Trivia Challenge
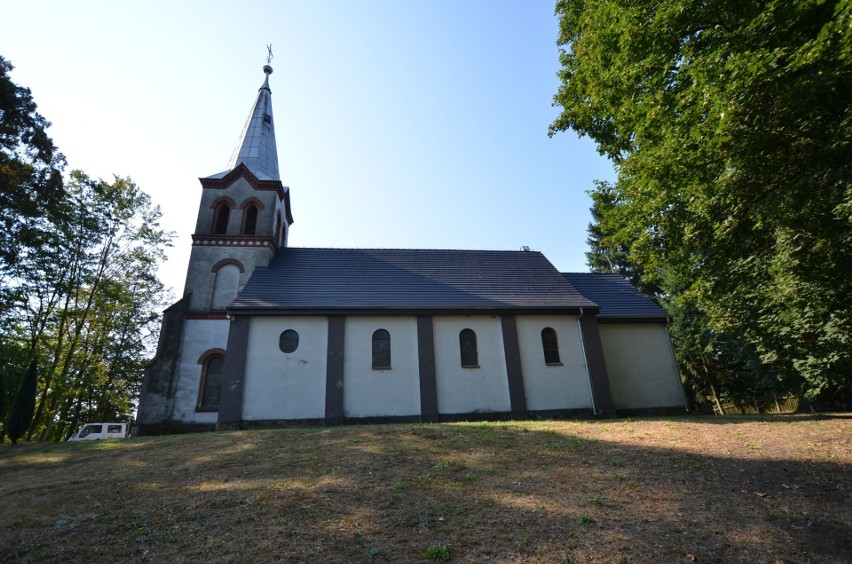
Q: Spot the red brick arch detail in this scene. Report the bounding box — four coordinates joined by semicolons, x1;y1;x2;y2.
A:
210;196;237;209
197;348;226;365
210;258;246;274
239;197;266;211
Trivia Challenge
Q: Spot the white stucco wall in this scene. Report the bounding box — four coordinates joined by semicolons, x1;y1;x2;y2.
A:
515;315;593;411
242;316;329;421
433;316;510;414
342;316;421;418
171;318;230;423
598;323;685;410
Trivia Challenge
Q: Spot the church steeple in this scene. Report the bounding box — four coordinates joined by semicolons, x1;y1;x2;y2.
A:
223;63;280;181
183;52;293;314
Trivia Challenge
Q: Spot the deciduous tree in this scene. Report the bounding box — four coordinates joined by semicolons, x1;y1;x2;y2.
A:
0;57;173;441
553;1;851;403
5;172;173;441
0;56;65;268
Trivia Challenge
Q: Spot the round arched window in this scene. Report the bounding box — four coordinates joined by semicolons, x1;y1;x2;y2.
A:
279;329;299;353
459;328;478;368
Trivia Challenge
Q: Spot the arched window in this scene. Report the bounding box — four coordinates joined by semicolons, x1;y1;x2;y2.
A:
242;204;258;235
541;327;561;365
372;329;391;369
210;264;241;310
198;355;224;410
213;203;231;235
459;329;478;368
279;329;299;353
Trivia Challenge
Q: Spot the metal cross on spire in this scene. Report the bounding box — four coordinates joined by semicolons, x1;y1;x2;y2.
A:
263;44;274;77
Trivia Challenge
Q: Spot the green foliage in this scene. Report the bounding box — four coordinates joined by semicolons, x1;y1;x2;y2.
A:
585;181;656;293
554;0;851;404
0;56;65;268
0;337;28;439
0;65;174;441
0;370;5;424
424;544;451;561
7;360;37;444
3;172;173;440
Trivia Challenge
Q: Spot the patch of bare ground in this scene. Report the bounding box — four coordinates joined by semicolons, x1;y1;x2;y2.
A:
0;415;849;563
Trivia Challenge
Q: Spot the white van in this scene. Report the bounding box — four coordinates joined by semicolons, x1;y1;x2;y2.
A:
68;423;128;441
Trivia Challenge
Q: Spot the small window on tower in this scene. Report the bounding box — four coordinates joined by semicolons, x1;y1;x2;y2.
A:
243;204;258;235
213;203;230;235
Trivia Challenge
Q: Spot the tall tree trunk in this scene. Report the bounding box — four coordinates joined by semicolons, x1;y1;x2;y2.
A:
27;288;75;440
702;358;725;415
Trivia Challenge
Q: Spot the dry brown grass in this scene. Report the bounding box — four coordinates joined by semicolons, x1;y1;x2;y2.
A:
1;415;849;563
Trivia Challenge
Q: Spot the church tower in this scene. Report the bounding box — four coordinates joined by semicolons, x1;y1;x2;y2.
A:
137;63;292;434
185;62;293;312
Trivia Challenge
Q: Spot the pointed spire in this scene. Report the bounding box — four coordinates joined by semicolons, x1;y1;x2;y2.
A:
225;63;280;181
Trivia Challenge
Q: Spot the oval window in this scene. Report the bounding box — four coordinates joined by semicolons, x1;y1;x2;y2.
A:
279;329;299;353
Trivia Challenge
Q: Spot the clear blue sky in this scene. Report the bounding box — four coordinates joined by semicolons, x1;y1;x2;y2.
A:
1;0;616;297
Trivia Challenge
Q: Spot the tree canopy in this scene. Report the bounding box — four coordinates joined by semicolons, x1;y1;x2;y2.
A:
552;1;851;406
0;57;173;441
0;56;65;267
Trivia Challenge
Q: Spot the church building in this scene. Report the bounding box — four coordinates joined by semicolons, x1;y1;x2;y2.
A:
137;64;686;435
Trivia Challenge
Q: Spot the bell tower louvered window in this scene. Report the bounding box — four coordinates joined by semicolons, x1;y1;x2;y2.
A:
243;204;258;235
213;203;230;235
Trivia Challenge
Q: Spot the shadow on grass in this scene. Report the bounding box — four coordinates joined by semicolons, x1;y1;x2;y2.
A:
0;419;849;562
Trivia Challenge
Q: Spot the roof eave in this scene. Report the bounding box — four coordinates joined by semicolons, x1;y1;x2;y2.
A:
596;315;670;324
226;305;602;317
199;163;289;201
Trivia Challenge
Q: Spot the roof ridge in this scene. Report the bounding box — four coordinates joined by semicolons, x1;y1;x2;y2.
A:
282;246;544;253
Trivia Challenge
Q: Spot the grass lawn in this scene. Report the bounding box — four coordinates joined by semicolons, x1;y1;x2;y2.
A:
1;415;849;562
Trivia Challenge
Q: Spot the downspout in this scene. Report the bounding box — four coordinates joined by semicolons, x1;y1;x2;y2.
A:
577;307;598;416
665;317;690;412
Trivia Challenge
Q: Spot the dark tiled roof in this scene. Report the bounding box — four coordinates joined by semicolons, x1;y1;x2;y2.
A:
562;273;669;319
231;248;597;313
